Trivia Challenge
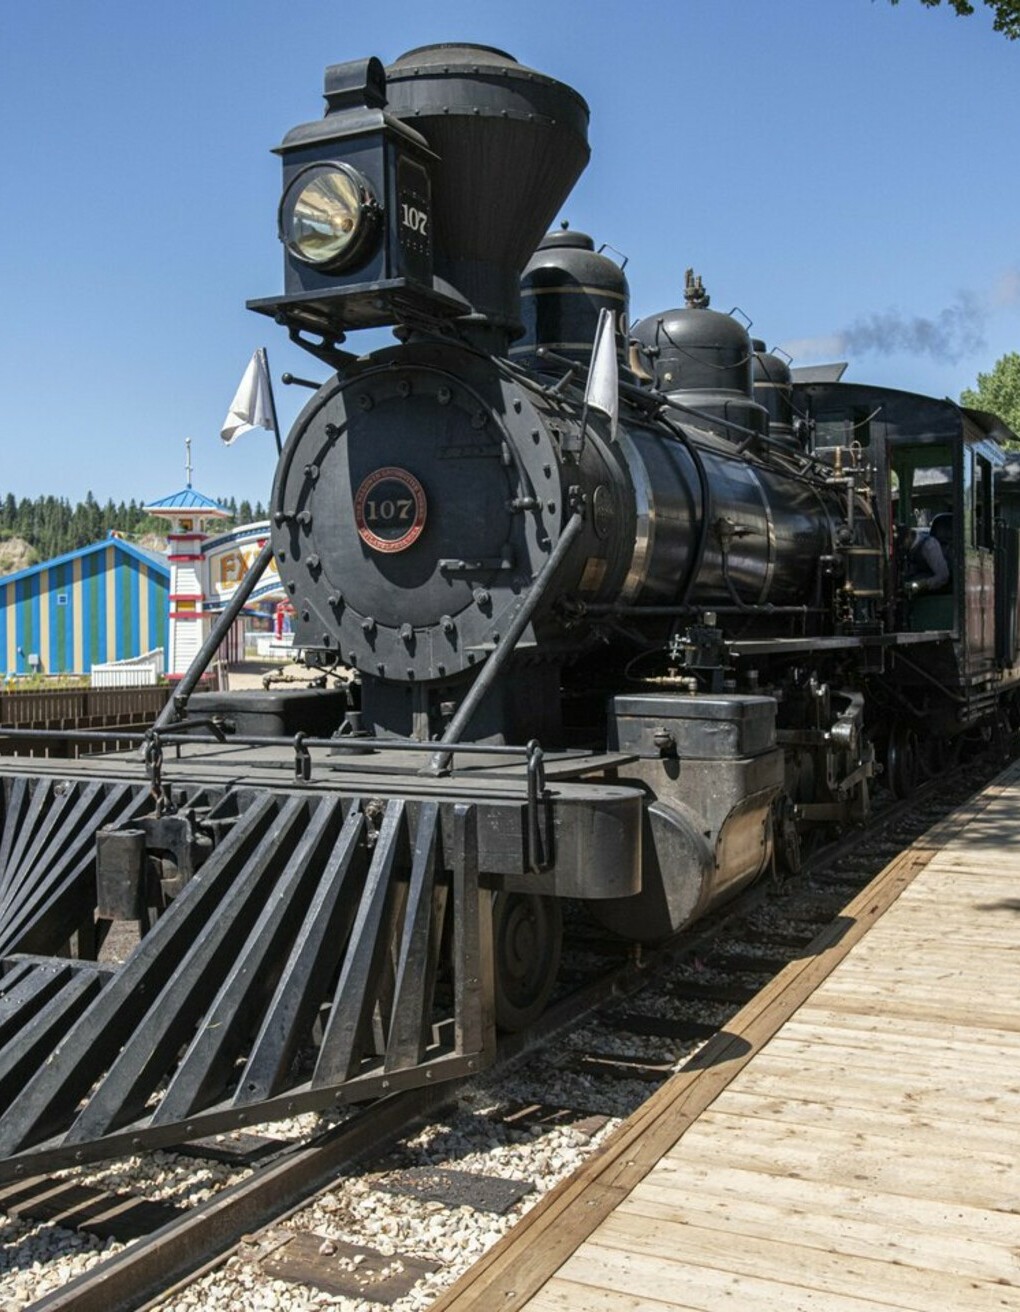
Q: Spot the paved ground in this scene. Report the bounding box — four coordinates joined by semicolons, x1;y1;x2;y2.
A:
221;659;320;691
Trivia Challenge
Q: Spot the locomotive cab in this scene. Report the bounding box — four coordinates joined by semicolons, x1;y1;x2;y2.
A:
796;380;1020;755
890;407;1003;675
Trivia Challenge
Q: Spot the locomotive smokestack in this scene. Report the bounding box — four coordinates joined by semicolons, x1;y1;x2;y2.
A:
383;44;590;344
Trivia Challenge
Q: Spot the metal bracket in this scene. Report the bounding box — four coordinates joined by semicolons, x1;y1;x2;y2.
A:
294;733;312;782
525;740;550;873
143;732;165;811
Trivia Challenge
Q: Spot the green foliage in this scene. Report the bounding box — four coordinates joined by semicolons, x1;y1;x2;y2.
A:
960;352;1020;442
887;0;1020;38
0;493;269;568
0;492;167;562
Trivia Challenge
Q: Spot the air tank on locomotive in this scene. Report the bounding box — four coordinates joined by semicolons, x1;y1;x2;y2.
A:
513;224;630;372
751;338;804;454
630;273;768;439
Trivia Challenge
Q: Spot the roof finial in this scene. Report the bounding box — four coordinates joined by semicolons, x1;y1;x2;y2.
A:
185;437;193;488
683;268;710;309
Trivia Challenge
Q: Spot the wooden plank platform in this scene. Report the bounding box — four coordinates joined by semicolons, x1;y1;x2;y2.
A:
435;764;1020;1311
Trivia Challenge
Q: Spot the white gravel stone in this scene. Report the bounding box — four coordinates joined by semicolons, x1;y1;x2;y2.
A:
4;922;749;1312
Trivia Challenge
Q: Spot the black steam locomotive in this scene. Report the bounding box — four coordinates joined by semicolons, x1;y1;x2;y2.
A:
0;43;1017;1174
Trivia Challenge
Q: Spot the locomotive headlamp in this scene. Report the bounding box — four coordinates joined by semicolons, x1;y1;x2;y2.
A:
281;163;379;270
250;55;468;337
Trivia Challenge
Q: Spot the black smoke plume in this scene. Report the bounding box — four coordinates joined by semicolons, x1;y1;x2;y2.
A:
837;291;985;364
781;269;1020;366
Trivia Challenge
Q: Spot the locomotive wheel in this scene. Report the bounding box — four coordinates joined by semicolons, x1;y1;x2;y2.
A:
492;892;562;1032
886;721;920;799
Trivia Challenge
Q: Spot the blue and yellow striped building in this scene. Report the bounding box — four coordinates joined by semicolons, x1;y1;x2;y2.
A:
0;536;169;676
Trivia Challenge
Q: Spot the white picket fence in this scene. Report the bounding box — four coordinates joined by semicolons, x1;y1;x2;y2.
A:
91;648;166;688
252;632;297;660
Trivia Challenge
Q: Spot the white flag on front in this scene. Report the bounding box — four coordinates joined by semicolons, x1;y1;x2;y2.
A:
584;308;619;441
221;350;274;444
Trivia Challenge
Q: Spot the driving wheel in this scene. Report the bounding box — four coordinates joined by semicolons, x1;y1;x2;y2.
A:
492;892;562;1032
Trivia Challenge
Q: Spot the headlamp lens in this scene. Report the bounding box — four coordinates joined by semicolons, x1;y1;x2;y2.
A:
283;166;374;268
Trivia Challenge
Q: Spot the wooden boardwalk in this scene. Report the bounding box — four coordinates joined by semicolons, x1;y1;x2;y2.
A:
436;765;1020;1312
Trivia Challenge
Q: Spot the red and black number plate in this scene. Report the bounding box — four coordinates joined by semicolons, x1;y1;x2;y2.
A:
354;467;427;554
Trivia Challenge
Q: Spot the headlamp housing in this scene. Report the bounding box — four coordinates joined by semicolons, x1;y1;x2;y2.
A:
248;55;470;348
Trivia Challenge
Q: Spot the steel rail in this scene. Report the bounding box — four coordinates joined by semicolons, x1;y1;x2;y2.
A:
29;1084;457;1312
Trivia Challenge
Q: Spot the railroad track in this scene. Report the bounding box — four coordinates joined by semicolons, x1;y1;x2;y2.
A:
6;758;1001;1312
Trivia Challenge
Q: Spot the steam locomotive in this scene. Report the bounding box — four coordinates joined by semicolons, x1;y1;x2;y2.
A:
0;42;1017;1175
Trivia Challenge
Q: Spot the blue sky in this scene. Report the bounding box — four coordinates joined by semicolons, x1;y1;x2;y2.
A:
2;0;1017;507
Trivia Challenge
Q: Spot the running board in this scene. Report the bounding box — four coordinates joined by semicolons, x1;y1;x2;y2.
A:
0;779;494;1179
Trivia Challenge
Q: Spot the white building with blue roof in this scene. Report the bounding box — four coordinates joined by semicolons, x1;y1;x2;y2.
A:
143;484;230;678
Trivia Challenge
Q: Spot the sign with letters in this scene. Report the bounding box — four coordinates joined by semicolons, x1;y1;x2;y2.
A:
204;529;282;602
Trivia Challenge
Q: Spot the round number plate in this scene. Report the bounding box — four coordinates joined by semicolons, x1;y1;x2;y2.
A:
354;466;427;553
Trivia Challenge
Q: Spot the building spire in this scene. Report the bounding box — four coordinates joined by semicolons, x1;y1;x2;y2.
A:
185;437;193;488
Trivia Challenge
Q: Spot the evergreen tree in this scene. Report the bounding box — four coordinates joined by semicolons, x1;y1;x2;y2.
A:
0;490;179;566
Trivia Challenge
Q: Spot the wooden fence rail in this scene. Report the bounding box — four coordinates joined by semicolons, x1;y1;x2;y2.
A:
0;686;174;758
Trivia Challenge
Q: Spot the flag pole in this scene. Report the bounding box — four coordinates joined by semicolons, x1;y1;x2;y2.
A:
260;347;283;456
570;396;591;457
571;308;619;457
221;349;284;451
